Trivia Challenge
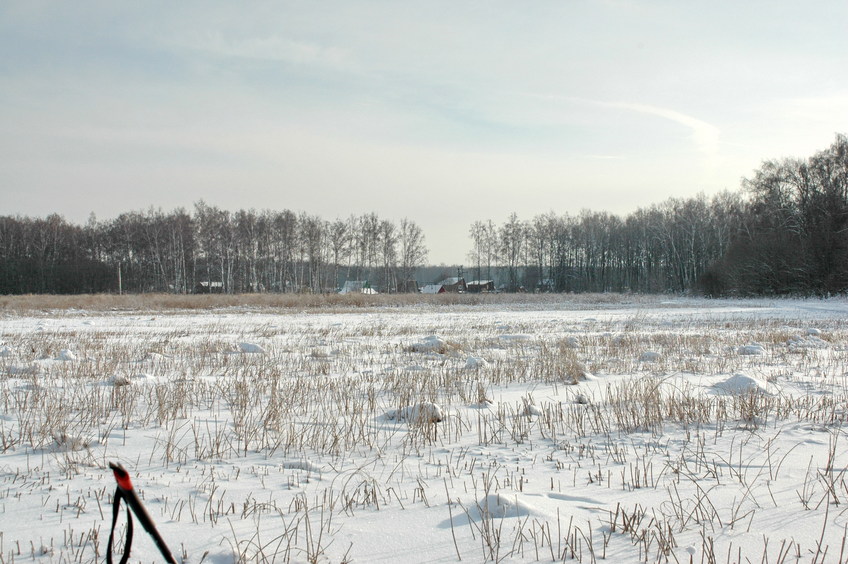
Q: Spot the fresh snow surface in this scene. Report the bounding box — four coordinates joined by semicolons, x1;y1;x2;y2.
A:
1;296;848;563
237;342;266;354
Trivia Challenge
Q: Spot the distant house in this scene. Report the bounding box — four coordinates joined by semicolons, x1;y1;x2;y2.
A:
421;284;446;294
339;280;378;294
467;280;495;293
195;281;224;294
437;277;467;293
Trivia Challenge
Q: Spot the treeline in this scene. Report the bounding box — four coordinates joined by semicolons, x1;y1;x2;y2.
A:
0;204;428;294
467;134;848;296
2;135;846;296
467;193;742;293
706;134;848;295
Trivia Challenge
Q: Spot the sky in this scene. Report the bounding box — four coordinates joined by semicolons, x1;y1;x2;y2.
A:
1;1;847;264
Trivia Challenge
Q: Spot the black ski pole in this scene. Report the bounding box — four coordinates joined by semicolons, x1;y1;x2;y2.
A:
107;462;177;564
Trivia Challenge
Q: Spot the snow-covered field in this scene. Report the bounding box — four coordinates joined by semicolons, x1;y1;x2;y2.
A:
2;295;848;563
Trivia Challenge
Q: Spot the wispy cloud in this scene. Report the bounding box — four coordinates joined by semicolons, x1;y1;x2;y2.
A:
180;32;350;69
601;102;720;158
519;93;721;159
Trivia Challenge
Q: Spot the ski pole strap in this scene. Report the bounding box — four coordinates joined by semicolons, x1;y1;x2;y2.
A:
107;463;177;564
107;487;134;564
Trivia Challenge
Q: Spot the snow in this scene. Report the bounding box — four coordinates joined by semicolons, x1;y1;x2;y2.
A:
713;373;774;395
237;342;265;354
465;355;487;369
561;336;579;348
56;348;77;361
788;334;829;349
737;343;766;355
109;374;132;386
2;295;848;563
521;395;543;417
638;350;661;362
385;402;446;423
409;335;452;353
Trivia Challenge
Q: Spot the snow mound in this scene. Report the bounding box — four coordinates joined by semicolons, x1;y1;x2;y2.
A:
737;343;765;356
465;356;487;369
467;493;542;520
561;336;579;348
56;349;77;361
787;335;828;349
109;374;132;387
611;334;631;346
714;373;773;395
0;346;13;357
639;351;661;362
386;402;444;423
409;336;452;354
238;342;265;354
522;396;543;417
